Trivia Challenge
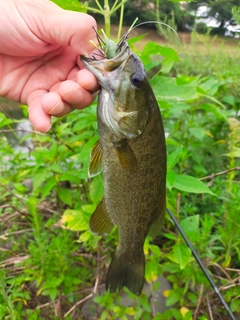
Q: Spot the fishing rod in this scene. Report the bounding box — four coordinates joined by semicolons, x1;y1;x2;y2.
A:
167;208;236;320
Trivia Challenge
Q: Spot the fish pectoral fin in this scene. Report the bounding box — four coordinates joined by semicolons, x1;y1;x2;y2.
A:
89;198;114;235
113;139;138;171
88;140;103;178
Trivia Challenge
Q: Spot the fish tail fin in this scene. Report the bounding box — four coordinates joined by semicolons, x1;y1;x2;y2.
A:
106;250;145;296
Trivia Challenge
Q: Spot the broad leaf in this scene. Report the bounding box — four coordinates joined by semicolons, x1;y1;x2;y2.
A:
180;215;200;242
61;209;88;231
167;147;183;170
151;77;198;101
173;243;192;269
173;174;214;194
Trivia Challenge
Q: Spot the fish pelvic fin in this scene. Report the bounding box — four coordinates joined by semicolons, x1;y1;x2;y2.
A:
88;140;103;178
106;249;145;296
89;198;114;235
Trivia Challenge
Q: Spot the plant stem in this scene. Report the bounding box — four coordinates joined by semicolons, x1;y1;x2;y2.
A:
94;0;103;11
110;0;119;13
117;3;125;42
104;0;111;37
111;0;128;14
85;6;102;14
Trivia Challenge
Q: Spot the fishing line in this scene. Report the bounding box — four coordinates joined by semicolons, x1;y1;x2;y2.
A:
167;208;236;320
118;20;180;48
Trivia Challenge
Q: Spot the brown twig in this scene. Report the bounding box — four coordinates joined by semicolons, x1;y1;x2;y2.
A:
63;243;103;318
225;267;240;273
37;285;105;310
0;255;29;268
193;284;204;320
206;294;214;320
200;167;240;181
149;281;156;318
64;293;93;318
93;241;101;294
0;228;33;239
210;262;232;281
219;283;240;291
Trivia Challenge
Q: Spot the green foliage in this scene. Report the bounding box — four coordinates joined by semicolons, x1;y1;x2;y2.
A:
232;6;240;25
195;22;208;34
1;1;240;319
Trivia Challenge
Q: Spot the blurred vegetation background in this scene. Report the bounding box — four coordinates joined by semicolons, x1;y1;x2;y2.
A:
0;0;240;319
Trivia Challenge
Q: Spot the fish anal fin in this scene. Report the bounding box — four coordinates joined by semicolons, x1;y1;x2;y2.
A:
113;139;138;171
89;198;114;235
148;204;166;238
88;140;103;178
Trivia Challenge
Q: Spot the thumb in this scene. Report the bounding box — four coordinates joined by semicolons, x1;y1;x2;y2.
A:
38;2;98;55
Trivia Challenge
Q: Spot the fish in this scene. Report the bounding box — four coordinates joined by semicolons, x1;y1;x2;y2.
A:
81;31;166;296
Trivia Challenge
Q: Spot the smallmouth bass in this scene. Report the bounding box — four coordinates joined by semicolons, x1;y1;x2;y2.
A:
81;31;166;295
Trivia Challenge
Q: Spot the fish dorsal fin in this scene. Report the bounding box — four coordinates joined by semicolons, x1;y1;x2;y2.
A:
113;139;138;171
89;198;115;235
88;140;103;178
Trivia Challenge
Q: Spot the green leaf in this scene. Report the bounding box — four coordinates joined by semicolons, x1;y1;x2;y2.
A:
151;77;198;102
188;127;205;141
58;188;72;206
50;163;63;173
222;94;236;106
167;147;183;169
166;290;180;306
167;171;176;191
59;172;80;184
163;233;177;240
128;33;147;46
230;298;240;312
198;103;228;121
41;180;56;199
173;174;214;194
173;243;192;269
50;0;84;11
89;175;104;204
145;259;159;283
61;209;88;231
180;215;200;242
33;168;51;190
198;78;220;96
224;148;240;158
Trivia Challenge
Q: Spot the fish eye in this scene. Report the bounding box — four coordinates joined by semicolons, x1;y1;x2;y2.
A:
130;73;144;88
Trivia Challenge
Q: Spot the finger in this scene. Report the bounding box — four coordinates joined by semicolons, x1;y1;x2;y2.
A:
27;90;52;132
40;7;98;55
67;67;99;93
67;67;81;81
56;81;97;110
58;80;84;104
41;91;72;117
76;69;100;93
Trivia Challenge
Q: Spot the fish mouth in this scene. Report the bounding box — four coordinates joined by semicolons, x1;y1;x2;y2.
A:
80;41;131;83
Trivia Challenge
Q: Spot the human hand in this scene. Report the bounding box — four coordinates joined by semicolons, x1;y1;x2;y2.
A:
0;0;99;132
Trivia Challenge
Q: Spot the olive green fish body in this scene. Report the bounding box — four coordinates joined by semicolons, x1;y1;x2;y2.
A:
81;40;166;295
